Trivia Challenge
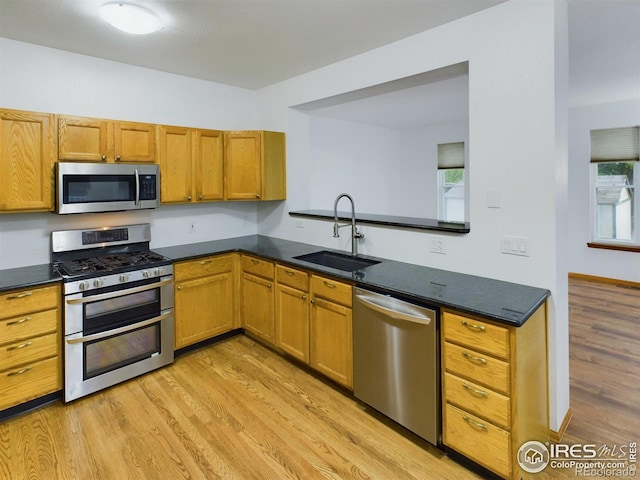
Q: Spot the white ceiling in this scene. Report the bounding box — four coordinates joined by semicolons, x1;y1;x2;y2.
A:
0;0;638;129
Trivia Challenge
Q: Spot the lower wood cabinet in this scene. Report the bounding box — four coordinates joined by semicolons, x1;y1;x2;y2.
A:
309;275;353;389
441;306;549;480
174;255;235;349
240;256;276;344
275;265;310;363
0;284;61;410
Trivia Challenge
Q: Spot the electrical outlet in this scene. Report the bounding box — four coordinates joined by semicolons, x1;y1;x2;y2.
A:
430;236;446;254
500;235;529;256
188;220;196;233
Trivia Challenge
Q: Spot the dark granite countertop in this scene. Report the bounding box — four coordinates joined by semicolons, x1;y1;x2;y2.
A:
155;235;549;326
0;264;62;293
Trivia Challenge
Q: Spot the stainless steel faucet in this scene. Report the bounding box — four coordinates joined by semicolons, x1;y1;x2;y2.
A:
333;193;364;256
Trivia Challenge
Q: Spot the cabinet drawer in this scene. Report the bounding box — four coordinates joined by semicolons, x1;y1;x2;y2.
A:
276;265;309;292
444;342;510;395
443;311;509;359
444;403;510;479
311;275;352;307
242;255;275;279
0;332;58;371
444;372;510;430
2;309;58;344
0;356;61;411
0;285;60;320
175;254;233;281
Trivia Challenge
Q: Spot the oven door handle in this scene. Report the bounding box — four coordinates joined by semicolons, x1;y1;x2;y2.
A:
66;278;173;305
66;312;173;345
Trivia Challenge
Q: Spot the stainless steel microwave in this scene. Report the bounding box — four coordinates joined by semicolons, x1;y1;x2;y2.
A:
56;162;160;214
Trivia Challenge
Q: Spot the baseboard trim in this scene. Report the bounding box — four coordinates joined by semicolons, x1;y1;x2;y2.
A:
550;408;573;443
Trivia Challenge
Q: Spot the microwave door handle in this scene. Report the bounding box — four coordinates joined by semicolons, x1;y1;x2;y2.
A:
134;168;140;206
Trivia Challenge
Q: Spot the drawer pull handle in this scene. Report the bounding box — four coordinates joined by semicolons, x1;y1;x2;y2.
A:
7;341;33;351
460;320;486;332
6;291;33;300
251;259;260;265
6;316;32;326
462;383;488;398
323;281;336;289
462;415;488;432
462;352;487;365
199;260;212;265
7;366;32;377
285;270;295;276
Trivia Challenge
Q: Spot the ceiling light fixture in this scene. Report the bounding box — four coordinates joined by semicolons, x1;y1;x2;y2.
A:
99;2;163;35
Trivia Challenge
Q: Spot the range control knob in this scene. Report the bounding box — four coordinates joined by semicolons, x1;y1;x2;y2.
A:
93;278;104;288
142;270;151;279
154;268;163;277
78;281;89;291
119;274;129;283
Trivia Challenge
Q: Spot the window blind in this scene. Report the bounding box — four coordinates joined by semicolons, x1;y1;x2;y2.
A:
590;126;639;163
437;142;465;169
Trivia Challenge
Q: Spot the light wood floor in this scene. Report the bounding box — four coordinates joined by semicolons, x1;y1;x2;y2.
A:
0;277;637;480
564;276;640;447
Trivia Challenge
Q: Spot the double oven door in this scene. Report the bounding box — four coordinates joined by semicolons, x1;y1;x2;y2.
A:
64;274;174;402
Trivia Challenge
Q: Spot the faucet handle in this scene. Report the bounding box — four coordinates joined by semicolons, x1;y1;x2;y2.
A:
354;227;364;240
333;223;340;238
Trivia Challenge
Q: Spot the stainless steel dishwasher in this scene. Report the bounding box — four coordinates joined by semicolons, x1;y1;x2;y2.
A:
353;287;440;445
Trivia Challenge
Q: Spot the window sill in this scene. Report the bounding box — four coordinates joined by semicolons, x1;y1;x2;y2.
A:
587;242;640;253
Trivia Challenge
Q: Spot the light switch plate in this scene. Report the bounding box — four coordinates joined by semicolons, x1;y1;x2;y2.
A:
501;235;529;256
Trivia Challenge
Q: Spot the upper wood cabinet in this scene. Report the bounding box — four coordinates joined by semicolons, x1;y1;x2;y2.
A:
158;125;224;204
0;109;55;212
224;131;286;201
58;115;156;163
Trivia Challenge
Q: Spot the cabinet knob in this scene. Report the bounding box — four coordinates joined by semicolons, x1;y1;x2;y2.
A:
198;195;203;200
116;155;121;161
267;283;272;288
176;285;182;291
255;193;261;199
101;154;107;161
302;294;307;300
186;196;192;201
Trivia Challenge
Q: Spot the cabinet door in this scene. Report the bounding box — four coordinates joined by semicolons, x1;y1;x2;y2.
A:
0;109;55;212
276;283;310;363
113;121;156;163
224;131;261;200
159;126;192;203
195;129;224;201
58;115;109;162
310;297;353;388
175;272;233;348
241;272;275;344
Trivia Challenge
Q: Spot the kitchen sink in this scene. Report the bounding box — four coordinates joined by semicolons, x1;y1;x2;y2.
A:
293;250;381;272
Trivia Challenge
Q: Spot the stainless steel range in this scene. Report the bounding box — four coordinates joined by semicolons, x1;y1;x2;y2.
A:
52;224;174;402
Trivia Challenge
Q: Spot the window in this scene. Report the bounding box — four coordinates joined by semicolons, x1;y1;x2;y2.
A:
437;142;465;222
590;126;639;245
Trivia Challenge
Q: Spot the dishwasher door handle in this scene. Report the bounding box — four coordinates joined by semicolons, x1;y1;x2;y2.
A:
355;292;432;325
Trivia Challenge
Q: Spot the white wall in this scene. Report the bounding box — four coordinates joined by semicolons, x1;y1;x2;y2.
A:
0;38;260;269
257;0;569;430
305;115;468;219
568;98;640;282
